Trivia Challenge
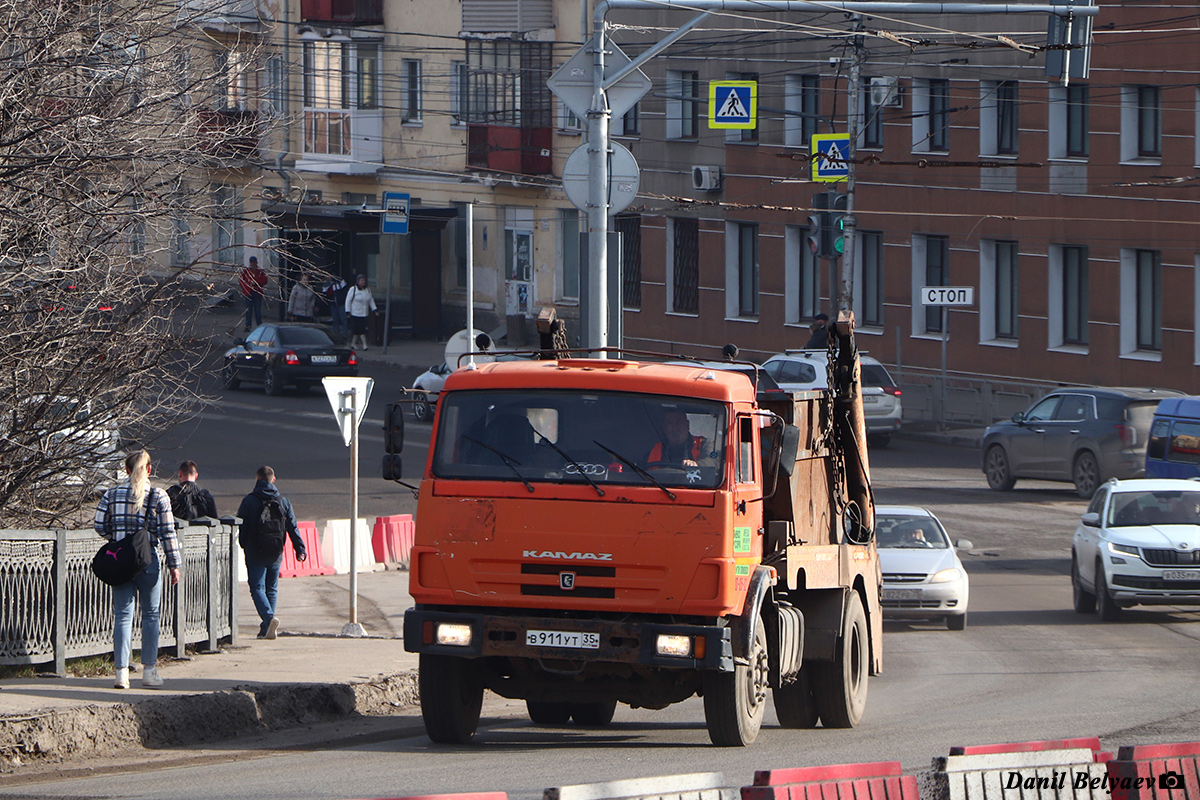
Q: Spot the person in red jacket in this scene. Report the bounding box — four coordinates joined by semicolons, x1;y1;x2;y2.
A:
647;409;714;468
239;256;268;332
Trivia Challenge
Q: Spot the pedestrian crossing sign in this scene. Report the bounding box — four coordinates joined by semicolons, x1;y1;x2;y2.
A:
811;133;851;182
709;81;757;129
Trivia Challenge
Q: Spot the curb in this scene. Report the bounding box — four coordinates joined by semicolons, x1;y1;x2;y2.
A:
0;671;418;772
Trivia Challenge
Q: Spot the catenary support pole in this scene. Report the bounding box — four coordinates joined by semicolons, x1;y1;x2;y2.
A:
466;202;475;367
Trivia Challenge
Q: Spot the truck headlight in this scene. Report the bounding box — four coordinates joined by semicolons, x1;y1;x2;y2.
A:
435;622;473;646
655;634;693;657
930;568;963;584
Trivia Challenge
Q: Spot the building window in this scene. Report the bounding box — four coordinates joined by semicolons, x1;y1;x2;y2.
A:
451;61;467;125
560;209;579;300
211;185;243;267
618;102;639;136
726;72;758;144
356;44;378;109
671;218;700;314
505;228;532;281
1138;86;1161;157
996;81;1018;154
929;79;949;151
860;77;883;149
558;100;581;132
1061;246;1089;345
301;40;381;155
1067;84;1088;157
799;227;819;320
402;59;422;122
994;241;1018;338
213;48;246;111
737;222;759;316
785;74;820;148
861;230;883;326
1136;249;1162;351
617;215;642;309
666;70;700;139
263;54;286;117
924;235;948;333
464;39;552;127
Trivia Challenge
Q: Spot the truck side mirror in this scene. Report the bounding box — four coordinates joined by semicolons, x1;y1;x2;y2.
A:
762;421;800;500
384;402;405;454
382;454;403;481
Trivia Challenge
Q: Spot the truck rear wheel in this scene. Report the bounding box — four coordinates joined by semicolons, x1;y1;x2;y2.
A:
571;700;617;726
703;622;768;746
772;668;819;728
526;700;572;725
420;654;483;744
813;592;868;728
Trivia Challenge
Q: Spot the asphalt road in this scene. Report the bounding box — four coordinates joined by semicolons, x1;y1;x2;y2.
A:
13;407;1200;799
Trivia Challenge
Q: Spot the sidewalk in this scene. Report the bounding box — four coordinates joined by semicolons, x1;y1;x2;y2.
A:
0;570;420;769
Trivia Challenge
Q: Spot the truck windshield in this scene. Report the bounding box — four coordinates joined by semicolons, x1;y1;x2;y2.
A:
432;390;727;490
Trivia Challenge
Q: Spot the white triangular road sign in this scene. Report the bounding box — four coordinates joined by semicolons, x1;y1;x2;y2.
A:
323;377;374;446
717;89;748;120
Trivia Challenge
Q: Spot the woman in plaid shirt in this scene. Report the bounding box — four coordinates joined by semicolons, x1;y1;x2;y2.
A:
94;450;182;689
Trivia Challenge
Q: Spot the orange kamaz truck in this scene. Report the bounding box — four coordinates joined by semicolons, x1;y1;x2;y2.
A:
398;313;881;746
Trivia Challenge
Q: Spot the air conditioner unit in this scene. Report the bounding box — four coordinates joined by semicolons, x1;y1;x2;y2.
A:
869;77;903;108
692;165;722;191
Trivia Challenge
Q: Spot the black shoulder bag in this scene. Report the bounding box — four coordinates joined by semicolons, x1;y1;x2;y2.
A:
92;492;157;586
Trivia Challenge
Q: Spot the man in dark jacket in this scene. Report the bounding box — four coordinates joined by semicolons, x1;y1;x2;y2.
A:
236;466;307;640
166;460;218;522
804;313;830;349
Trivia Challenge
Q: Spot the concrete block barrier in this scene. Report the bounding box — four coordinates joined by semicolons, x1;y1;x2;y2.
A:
280;521;336;578
347;795;506;800
1106;741;1200;800
321;518;377;574
920;739;1111;800
544;772;735;800
744;761;917;800
372;514;415;565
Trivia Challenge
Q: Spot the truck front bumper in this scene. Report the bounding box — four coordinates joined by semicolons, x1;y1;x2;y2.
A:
404;608;734;672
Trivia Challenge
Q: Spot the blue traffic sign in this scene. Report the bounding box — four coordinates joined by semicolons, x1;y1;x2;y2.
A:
709;81;757;129
382;192;410;234
810;133;851;182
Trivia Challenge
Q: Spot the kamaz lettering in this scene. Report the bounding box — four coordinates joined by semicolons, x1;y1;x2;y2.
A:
522;550;613;561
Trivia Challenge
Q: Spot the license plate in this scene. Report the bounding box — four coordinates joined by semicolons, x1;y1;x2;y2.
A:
881;588;923;600
863;396;881;404
526;630;600;649
311;355;337;365
1162;570;1194;581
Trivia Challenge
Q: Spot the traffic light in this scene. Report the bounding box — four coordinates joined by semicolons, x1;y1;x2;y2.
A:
828;193;849;258
807;192;832;256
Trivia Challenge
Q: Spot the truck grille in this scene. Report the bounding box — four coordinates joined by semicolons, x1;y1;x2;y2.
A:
882;572;926;583
519;563;617;599
1141;549;1200;567
883;599;945;609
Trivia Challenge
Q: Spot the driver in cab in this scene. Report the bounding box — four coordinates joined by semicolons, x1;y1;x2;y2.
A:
647;410;716;469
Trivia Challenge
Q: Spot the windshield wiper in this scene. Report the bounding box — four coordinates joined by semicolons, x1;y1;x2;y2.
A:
462;434;534;492
593;440;676;500
529;425;604;496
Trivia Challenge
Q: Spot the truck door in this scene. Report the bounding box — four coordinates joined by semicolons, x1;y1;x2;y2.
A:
733;414;764;592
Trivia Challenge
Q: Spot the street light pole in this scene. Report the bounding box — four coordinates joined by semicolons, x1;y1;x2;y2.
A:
839;19;864;313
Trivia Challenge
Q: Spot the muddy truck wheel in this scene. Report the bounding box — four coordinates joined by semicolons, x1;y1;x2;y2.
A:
813;592;868;728
420;654;483;744
773;667;819;728
703;622;768;746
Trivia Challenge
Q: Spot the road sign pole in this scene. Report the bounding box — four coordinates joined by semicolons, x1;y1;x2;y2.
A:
839;19;863;314
587;24;612;356
340;388;367;637
941;306;948;432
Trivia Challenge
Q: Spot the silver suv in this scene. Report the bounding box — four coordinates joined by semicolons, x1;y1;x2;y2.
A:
981;387;1183;498
762;351;902;446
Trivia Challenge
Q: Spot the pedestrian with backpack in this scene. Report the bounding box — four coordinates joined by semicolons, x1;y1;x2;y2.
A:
235;466;307;639
166;460;218;522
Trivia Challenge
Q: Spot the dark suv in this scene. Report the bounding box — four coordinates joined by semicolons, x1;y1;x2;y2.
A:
981;387;1184;498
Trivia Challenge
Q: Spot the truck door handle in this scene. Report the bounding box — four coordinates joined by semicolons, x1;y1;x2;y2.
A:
736;499;746;514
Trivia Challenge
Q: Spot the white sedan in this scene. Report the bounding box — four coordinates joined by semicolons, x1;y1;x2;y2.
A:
1071;477;1200;621
875;506;971;630
411;362;452;421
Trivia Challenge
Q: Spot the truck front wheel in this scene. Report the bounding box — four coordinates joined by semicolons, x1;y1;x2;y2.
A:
703;622;768;746
813;592;868;728
419;654;484;744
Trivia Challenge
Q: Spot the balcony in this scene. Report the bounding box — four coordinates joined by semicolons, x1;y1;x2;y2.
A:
195;109;262;161
300;0;382;25
467;124;552;175
178;0;269;31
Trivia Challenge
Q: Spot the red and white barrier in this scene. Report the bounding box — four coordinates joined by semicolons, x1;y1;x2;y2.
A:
372;514;416;566
345;794;507;800
320;518;377;574
1106;741;1200;799
921;738;1112;800
280;520;335;578
743;761;917;800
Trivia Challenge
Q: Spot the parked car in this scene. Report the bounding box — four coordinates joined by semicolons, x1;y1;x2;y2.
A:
664;360;785;404
411;362;453;421
222;324;357;396
761;350;902;445
981;387;1183;498
875;506;971;630
1071;478;1200;620
1145;396;1200;480
5;395;124;492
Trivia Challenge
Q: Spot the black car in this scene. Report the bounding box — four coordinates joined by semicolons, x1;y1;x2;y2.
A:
222;324;357;395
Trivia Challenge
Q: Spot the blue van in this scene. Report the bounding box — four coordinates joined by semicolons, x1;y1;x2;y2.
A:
1145;396;1200;478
